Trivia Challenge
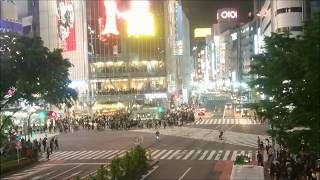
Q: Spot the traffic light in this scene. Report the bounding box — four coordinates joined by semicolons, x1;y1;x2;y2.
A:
38;111;47;119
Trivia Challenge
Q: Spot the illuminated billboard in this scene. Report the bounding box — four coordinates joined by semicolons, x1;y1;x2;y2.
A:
126;1;155;36
56;0;76;52
216;8;238;33
194;28;211;38
99;0;121;40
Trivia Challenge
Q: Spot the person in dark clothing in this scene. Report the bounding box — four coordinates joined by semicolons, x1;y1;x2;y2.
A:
257;152;264;166
50;138;54;154
42;137;47;152
46;147;50;160
54;137;59;150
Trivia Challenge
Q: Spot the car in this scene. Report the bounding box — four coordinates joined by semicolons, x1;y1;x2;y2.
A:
235;106;241;113
225;103;232;110
242;109;250;117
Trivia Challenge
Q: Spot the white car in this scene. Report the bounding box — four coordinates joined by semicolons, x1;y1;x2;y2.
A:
225;103;232;110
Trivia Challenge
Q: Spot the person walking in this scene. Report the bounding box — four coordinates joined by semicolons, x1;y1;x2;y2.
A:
54;137;59;150
42;136;47;152
46;147;50;160
50;138;54;154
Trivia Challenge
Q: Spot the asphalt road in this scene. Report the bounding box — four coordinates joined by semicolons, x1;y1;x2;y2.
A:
2;101;268;180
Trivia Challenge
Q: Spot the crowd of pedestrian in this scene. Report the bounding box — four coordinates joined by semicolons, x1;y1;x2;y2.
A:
256;136;320;180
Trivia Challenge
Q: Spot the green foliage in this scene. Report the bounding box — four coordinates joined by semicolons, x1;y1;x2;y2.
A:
234;155;250;165
0;32;77;109
249;12;320;154
0;32;78;143
109;145;148;180
96;165;108;180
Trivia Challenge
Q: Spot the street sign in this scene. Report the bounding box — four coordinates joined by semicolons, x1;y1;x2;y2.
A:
16;142;22;150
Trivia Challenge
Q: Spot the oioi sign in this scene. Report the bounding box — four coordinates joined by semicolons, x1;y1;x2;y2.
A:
217;10;238;20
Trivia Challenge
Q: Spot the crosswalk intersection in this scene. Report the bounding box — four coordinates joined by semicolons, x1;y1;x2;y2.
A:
40;149;258;161
192;118;260;125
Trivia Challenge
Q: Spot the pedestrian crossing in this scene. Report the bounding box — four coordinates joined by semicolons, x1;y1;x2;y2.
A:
193;118;260;125
40;149;258;161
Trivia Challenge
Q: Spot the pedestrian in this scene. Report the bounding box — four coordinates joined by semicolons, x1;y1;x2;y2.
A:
257;151;264;166
38;138;42;152
42;136;47;152
50;138;54;154
54;137;59;150
46;147;50;160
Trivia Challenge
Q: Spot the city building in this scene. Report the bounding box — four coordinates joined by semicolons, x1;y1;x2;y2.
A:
38;0;191;115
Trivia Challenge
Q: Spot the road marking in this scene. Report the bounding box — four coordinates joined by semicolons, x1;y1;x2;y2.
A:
31;170;57;180
141;165;159;180
78;151;95;160
153;149;167;159
198;150;208;160
231;150;238;161
48;164;81;180
46;151;69;160
109;150;126;159
178;167;192;180
176;150;188;160
183;150;195;160
151;149;160;156
86;151;106;159
206;150;216;160
204;119;210;124
62;171;81;180
160;150;174;159
167;150;181;160
51;151;76;160
65;151;89;160
223;150;231;160
79;151;98;159
214;150;223;160
102;150;119;159
191;150;202;160
92;150;113;159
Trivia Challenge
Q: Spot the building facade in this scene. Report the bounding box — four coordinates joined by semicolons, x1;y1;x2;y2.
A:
38;0;191;113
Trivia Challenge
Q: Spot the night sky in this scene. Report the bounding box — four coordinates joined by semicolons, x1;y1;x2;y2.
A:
182;0;253;36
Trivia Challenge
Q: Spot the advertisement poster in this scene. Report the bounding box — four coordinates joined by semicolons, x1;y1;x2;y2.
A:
56;0;76;52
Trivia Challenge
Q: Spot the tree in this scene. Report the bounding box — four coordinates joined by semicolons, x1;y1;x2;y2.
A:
249;12;320;154
0;32;77;143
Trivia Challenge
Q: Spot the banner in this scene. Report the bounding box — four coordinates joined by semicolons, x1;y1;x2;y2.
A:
56;0;76;51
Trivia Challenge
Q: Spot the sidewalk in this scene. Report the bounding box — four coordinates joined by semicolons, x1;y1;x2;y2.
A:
20;132;59;141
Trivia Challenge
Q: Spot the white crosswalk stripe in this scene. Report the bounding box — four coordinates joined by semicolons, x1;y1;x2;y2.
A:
193;118;260;125
40;149;257;161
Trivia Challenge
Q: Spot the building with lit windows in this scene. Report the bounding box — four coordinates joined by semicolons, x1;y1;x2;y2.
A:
39;0;191;114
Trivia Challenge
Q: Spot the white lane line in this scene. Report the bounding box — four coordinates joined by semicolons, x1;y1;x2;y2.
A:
65;151;89;160
191;150;202;160
213;119;218;124
231;150;238;161
92;150;113;160
167;150;181;160
47;151;70;159
80;151;101;160
214;150;223;160
85;151;106;159
62;171;81;180
198;150;208;160
51;151;76;160
153;150;167;159
102;150;119;159
183;150;195;160
206;150;216;160
176;150;188;160
151;150;160;156
160;150;174;160
204;119;210;124
48;164;81;180
223;150;231;160
141;165;159;180
109;150;126;159
78;151;95;160
178;167;192;180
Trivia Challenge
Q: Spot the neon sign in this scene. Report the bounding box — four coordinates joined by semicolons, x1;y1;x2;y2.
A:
217;10;238;20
